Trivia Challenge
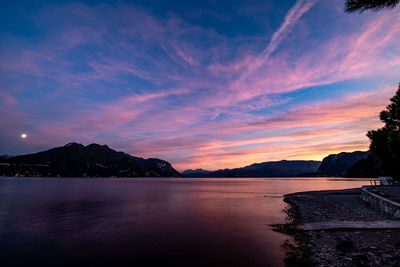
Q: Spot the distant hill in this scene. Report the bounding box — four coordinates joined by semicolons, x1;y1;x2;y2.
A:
182;160;321;177
344;154;383;178
0;154;13;160
0;143;181;178
181;168;214;177
318;151;370;177
1;145;378;178
0;154;13;164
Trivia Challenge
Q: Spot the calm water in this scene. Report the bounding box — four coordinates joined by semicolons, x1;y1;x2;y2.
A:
0;177;369;266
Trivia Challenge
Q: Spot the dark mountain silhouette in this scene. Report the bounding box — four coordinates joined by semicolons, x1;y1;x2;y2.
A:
180;168;214;177
0;142;181;177
0;154;13;160
344;154;383;178
318;151;370;176
1;145;377;178
182;160;321;177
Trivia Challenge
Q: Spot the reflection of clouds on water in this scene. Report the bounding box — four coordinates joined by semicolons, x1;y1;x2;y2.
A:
0;178;369;266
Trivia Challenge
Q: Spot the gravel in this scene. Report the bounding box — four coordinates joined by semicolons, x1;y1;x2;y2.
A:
276;188;400;266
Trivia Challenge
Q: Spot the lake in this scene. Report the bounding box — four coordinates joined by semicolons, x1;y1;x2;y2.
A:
0;177;369;266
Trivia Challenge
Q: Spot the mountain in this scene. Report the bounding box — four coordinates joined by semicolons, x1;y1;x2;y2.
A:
0;142;181;177
182;160;321;177
318;151;370;176
344;154;383;178
0;154;13;160
180;168;214;177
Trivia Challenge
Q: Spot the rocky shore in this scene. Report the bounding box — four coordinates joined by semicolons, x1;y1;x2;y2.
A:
276;188;400;266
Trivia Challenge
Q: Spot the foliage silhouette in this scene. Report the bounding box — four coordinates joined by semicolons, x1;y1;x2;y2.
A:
367;84;400;180
345;0;400;13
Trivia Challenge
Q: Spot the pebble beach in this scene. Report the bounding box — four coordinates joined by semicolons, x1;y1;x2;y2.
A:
277;188;400;266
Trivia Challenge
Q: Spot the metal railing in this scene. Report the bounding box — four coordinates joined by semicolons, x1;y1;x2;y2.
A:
370;177;398;186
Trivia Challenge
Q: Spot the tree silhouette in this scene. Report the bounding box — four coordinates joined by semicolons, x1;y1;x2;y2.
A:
345;0;400;13
367;84;400;180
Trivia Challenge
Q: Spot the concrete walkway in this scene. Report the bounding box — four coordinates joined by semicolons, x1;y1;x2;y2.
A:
297;220;400;231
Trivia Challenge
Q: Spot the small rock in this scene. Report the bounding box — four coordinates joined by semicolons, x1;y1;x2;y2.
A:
336;240;354;252
352;252;368;261
394;210;400;218
382;253;393;259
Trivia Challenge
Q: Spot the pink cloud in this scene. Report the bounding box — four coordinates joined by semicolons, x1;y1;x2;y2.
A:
1;1;400;172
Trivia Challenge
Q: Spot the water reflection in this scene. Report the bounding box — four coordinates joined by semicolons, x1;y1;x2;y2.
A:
0;177;369;266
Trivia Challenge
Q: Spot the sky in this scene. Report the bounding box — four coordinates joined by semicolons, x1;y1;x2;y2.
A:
1;0;400;171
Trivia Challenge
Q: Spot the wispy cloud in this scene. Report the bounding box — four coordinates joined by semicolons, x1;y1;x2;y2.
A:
254;0;318;70
1;1;399;171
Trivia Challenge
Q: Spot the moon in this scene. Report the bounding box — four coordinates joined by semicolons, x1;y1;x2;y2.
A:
21;133;27;139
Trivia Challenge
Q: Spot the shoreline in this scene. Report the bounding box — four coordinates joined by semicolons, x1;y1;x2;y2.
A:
276;188;400;266
0;176;371;179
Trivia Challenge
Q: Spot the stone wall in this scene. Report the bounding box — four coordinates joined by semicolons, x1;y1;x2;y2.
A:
361;186;400;218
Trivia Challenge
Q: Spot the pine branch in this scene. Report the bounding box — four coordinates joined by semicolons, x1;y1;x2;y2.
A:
345;0;400;13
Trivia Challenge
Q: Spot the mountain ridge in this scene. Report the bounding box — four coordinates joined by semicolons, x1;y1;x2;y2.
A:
183;151;375;178
1;145;378;178
0;142;181;178
182;160;321;177
317;151;370;176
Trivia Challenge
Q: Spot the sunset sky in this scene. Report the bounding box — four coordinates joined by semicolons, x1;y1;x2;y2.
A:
1;0;400;171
